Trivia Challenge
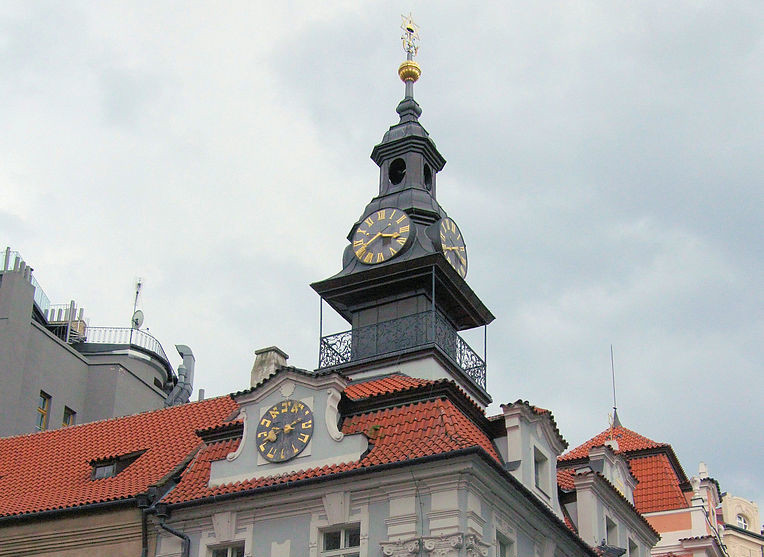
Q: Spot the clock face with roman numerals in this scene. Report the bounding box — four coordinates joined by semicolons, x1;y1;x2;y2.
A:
352;209;412;264
438;217;467;278
255;399;313;463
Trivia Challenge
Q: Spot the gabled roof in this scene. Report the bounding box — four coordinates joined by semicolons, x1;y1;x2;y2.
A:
163;395;500;505
558;425;690;515
559;426;665;461
0;396;237;519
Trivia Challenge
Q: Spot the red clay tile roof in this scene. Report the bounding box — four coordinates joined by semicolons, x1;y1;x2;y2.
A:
0;396;237;518
630;454;687;513
558;425;688;515
559;426;665;461
163;398;500;505
558;468;575;490
344;373;436;400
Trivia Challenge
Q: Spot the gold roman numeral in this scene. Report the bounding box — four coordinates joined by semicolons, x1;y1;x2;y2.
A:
298;433;310;443
302;420;313;429
389;247;397;256
399;225;409;234
396;237;406;246
377;210;386;220
364;252;374;263
365;217;374;227
353;239;364;247
269;409;279;419
355;246;366;258
396;215;407;224
376;253;384;263
260;417;271;427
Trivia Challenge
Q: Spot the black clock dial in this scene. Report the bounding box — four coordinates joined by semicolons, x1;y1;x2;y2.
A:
438;217;467;278
255;399;313;463
352;208;412;264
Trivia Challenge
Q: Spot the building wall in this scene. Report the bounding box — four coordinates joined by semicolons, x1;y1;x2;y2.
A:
157;457;591;557
0;266;171;437
0;507;151;557
0;270;90;437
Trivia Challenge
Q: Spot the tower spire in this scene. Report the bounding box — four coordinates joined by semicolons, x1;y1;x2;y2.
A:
397;13;422;123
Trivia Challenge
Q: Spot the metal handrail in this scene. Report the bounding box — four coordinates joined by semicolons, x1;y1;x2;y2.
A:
82;326;171;364
319;310;486;390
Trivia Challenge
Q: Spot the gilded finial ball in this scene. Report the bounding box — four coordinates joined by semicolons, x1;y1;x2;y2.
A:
398;60;421;83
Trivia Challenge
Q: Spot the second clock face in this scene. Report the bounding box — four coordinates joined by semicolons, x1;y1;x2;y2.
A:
438;217;468;278
255;399;314;463
352;209;411;264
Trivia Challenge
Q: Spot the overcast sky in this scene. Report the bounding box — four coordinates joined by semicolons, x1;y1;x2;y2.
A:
2;2;762;518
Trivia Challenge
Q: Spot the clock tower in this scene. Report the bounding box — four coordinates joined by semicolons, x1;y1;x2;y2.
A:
311;16;494;407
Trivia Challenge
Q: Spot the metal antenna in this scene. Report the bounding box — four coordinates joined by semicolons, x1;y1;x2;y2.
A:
610;345;621;428
132;278;142;321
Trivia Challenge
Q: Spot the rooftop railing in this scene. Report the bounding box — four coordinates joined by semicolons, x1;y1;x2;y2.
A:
2;248;51;313
319;310;486;390
81;326;171;365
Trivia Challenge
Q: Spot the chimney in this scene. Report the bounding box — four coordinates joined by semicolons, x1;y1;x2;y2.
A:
250;346;289;388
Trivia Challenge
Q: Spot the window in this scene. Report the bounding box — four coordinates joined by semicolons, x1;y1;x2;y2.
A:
62;406;76;427
606;517;617;546
628;538;639;557
533;446;549;494
36;391;51;431
91;451;145;480
497;534;515;557
211;546;244;557
322;525;360;557
737;514;749;530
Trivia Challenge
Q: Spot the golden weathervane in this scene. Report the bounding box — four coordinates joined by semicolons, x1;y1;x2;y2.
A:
398;13;421;84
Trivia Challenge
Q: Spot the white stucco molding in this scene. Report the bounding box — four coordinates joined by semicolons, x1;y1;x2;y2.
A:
422;533;464;556
381;538;420;556
325;388;344;441
226;409;247;462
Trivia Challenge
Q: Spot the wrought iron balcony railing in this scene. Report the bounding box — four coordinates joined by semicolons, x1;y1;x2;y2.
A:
319;311;486;390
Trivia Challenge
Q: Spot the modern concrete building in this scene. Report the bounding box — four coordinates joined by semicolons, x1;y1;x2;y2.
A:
0;247;186;438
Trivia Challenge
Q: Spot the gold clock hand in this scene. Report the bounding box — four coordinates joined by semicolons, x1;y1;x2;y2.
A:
379;232;400;238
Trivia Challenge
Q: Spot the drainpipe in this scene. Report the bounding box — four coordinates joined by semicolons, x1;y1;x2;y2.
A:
155;503;191;557
158;520;191;557
165;345;195;406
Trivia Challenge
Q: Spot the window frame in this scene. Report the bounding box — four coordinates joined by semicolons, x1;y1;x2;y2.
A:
209;544;245;557
737;514;749;530
605;516;618;546
496;532;516;557
36;391;51;431
321;524;361;557
62;406;76;427
533;445;550;495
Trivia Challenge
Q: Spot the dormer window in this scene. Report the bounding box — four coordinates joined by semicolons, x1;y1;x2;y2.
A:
737;514;749;530
533;446;549;495
91;450;144;480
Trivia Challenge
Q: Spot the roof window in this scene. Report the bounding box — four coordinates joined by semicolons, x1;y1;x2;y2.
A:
90;450;145;480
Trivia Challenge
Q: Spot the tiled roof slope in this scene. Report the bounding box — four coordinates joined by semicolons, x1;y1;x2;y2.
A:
0;396;237;518
558;425;688;515
163;398;500;505
629;454;687;512
559;426;665;461
344;373;435;400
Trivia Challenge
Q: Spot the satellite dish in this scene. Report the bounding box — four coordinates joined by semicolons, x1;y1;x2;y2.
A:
131;309;144;329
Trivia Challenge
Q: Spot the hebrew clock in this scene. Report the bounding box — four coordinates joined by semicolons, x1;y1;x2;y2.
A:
255;399;314;463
